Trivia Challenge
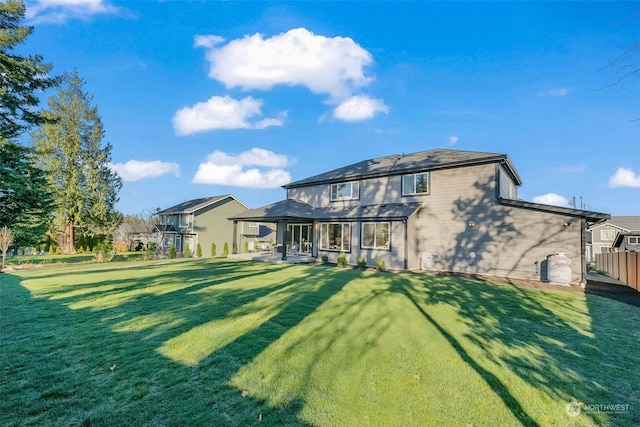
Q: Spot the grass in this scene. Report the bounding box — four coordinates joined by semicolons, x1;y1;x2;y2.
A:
6;251;144;266
1;258;639;426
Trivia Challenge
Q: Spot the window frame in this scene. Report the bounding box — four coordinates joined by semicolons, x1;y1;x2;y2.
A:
319;222;351;252
330;181;360;201
361;222;391;250
629;236;640;245
600;230;616;241
402;172;430;196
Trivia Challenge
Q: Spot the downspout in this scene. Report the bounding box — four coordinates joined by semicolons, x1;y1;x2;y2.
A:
403;218;408;270
580;218;586;287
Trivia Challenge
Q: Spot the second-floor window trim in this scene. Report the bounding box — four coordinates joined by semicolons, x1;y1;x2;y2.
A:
330;181;360;201
601;230;615;241
402;172;429;196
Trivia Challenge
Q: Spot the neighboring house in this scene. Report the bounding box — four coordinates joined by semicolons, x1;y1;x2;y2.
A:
587;216;640;258
229;148;609;285
155;195;249;256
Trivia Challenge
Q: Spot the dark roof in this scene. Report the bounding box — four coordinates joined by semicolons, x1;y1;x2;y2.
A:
315;203;421;221
284;148;521;189
229;199;315;222
607;216;640;232
498;198;610;223
229;199;421;222
153;224;177;233
158;195;244;215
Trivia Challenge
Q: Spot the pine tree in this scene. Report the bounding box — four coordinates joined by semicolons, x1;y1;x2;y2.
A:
32;70;122;254
0;0;59;139
0;138;53;247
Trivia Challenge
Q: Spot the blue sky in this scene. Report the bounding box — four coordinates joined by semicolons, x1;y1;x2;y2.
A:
21;1;640;216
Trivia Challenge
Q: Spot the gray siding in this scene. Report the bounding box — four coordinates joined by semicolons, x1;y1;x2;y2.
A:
193;198;247;256
290;162;584;283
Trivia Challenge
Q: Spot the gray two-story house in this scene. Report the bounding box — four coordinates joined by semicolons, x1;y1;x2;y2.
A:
230;149;609;284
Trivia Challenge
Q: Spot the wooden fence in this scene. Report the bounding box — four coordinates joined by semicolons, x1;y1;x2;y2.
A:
595;252;640;291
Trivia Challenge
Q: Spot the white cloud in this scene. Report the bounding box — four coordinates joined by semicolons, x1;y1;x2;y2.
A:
172;96;284;136
109;160;180;182
193;148;292;188
197;28;374;101
532;193;570;207
332;95;389;122
609;167;640;188
537;88;569;97
26;0;117;23
448;136;459;145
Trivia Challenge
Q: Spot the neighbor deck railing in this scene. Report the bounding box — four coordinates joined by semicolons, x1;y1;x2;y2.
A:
595;251;640;291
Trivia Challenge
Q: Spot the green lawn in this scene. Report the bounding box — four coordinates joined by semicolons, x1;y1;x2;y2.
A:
1;259;638;426
6;251;143;266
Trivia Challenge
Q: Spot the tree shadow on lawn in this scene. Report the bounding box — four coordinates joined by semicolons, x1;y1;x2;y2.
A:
1;261;357;426
386;272;640;426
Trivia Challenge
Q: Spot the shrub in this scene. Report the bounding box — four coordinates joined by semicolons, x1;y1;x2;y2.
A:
49;245;55;255
211;242;216;257
244;241;249;253
77;246;84;254
337;252;347;267
184;242;191;258
223;242;229;257
357;257;367;269
375;258;386;271
321;255;329;264
145;245;155;260
196;243;202;258
56;247;62;255
169;244;177;259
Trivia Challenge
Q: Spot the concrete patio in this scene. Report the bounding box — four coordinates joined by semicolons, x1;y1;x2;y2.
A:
228;252;317;265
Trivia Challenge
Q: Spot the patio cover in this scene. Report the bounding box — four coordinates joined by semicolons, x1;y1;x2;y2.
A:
228;199;421;222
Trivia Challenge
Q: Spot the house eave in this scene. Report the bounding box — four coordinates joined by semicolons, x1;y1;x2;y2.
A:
497;197;610;222
284;155;509;189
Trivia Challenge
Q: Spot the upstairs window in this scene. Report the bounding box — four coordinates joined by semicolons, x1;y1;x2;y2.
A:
331;182;359;201
629;236;639;245
402;173;429;195
601;230;615;241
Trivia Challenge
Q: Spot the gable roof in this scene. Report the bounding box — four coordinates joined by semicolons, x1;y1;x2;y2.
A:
158;195;246;215
604;216;640;232
587;216;640;232
284;148;521;189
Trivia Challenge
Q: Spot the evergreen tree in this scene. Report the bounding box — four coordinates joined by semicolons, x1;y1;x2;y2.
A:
0;0;59;140
0;138;52;246
32;70;122;254
0;0;58;247
184;242;191;258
